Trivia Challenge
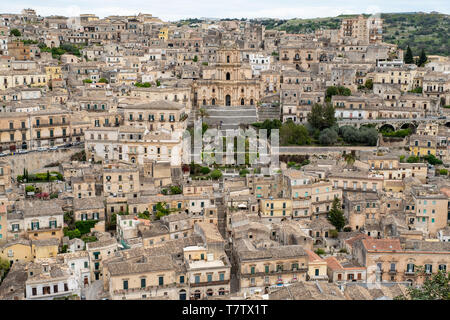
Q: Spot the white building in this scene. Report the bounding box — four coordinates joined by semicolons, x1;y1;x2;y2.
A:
61;251;91;288
249;54;271;76
25;260;80;300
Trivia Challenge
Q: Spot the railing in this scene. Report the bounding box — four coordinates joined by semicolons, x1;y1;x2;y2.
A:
189;280;229;288
388;269;397;275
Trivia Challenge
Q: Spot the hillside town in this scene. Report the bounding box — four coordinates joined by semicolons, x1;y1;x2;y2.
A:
0;9;449;301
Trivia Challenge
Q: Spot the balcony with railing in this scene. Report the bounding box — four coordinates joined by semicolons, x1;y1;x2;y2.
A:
189;279;229;288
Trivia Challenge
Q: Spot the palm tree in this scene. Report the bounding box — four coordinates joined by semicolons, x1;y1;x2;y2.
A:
198;107;208;120
344;153;356;166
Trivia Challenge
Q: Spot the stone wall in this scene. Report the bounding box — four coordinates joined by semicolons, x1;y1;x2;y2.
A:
6;146;83;177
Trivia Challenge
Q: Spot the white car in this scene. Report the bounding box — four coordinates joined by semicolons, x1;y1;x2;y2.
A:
49;146;58;150
18;149;28;154
0;153;6;157
37;147;47;152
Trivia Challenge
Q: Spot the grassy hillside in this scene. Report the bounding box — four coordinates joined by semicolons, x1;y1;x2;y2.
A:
252;13;449;56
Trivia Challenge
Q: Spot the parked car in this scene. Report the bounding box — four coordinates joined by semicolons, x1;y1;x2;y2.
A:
37;147;47;152
0;153;7;157
18;149;28;154
49;146;58;150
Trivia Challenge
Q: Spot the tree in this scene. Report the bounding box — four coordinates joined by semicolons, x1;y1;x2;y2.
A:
170;186;182;194
395;268;449;300
0;257;10;279
423;154;443;165
319;128;338;145
156;80;161;86
325;86;351;102
280;120;311;146
328;197;345;231
364;79;373;90
155;202;172;219
10;29;21;37
193;55;198;62
323;103;337;128
307;103;324;129
98;78;109;83
404;45;414;64
417;48;427;67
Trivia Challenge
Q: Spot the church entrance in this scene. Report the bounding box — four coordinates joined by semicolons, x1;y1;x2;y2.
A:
225;95;231;106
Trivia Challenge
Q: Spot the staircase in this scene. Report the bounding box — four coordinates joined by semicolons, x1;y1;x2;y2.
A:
257;105;281;122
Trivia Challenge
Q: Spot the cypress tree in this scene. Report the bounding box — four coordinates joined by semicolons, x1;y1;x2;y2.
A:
417;48;427;67
404;45;414;64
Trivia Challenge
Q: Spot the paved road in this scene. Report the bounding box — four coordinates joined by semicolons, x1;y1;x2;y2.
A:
85;280;105;300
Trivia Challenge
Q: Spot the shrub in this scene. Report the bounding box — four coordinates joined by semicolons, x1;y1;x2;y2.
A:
381;128;411;137
439;169;448;176
210;169;223;180
200;166;211;175
74;220;98;235
161;189;168;195
64;228;81;239
83;79;92;83
319;128;338;145
343;227;352;232
134;82;151;87
339;248;348;254
315;248;325;256
329;229;339;238
407;155;420;163
10;29;21;36
98;78;109;83
170;186;182;194
423;154;443;165
81;235;97;243
239;169;250;177
25;185;35;193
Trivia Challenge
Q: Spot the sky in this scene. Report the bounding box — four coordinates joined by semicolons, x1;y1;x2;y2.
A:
0;0;448;21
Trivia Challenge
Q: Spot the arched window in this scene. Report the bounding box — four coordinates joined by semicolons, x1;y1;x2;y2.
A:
225;95;231;106
226;72;231;80
206;289;213;296
227;55;230;63
250;99;254;105
218;288;225;296
203;99;206;105
179;289;186;300
211;98;215;105
241;98;244;105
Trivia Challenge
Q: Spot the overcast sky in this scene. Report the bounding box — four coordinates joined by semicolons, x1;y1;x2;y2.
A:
0;0;448;21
